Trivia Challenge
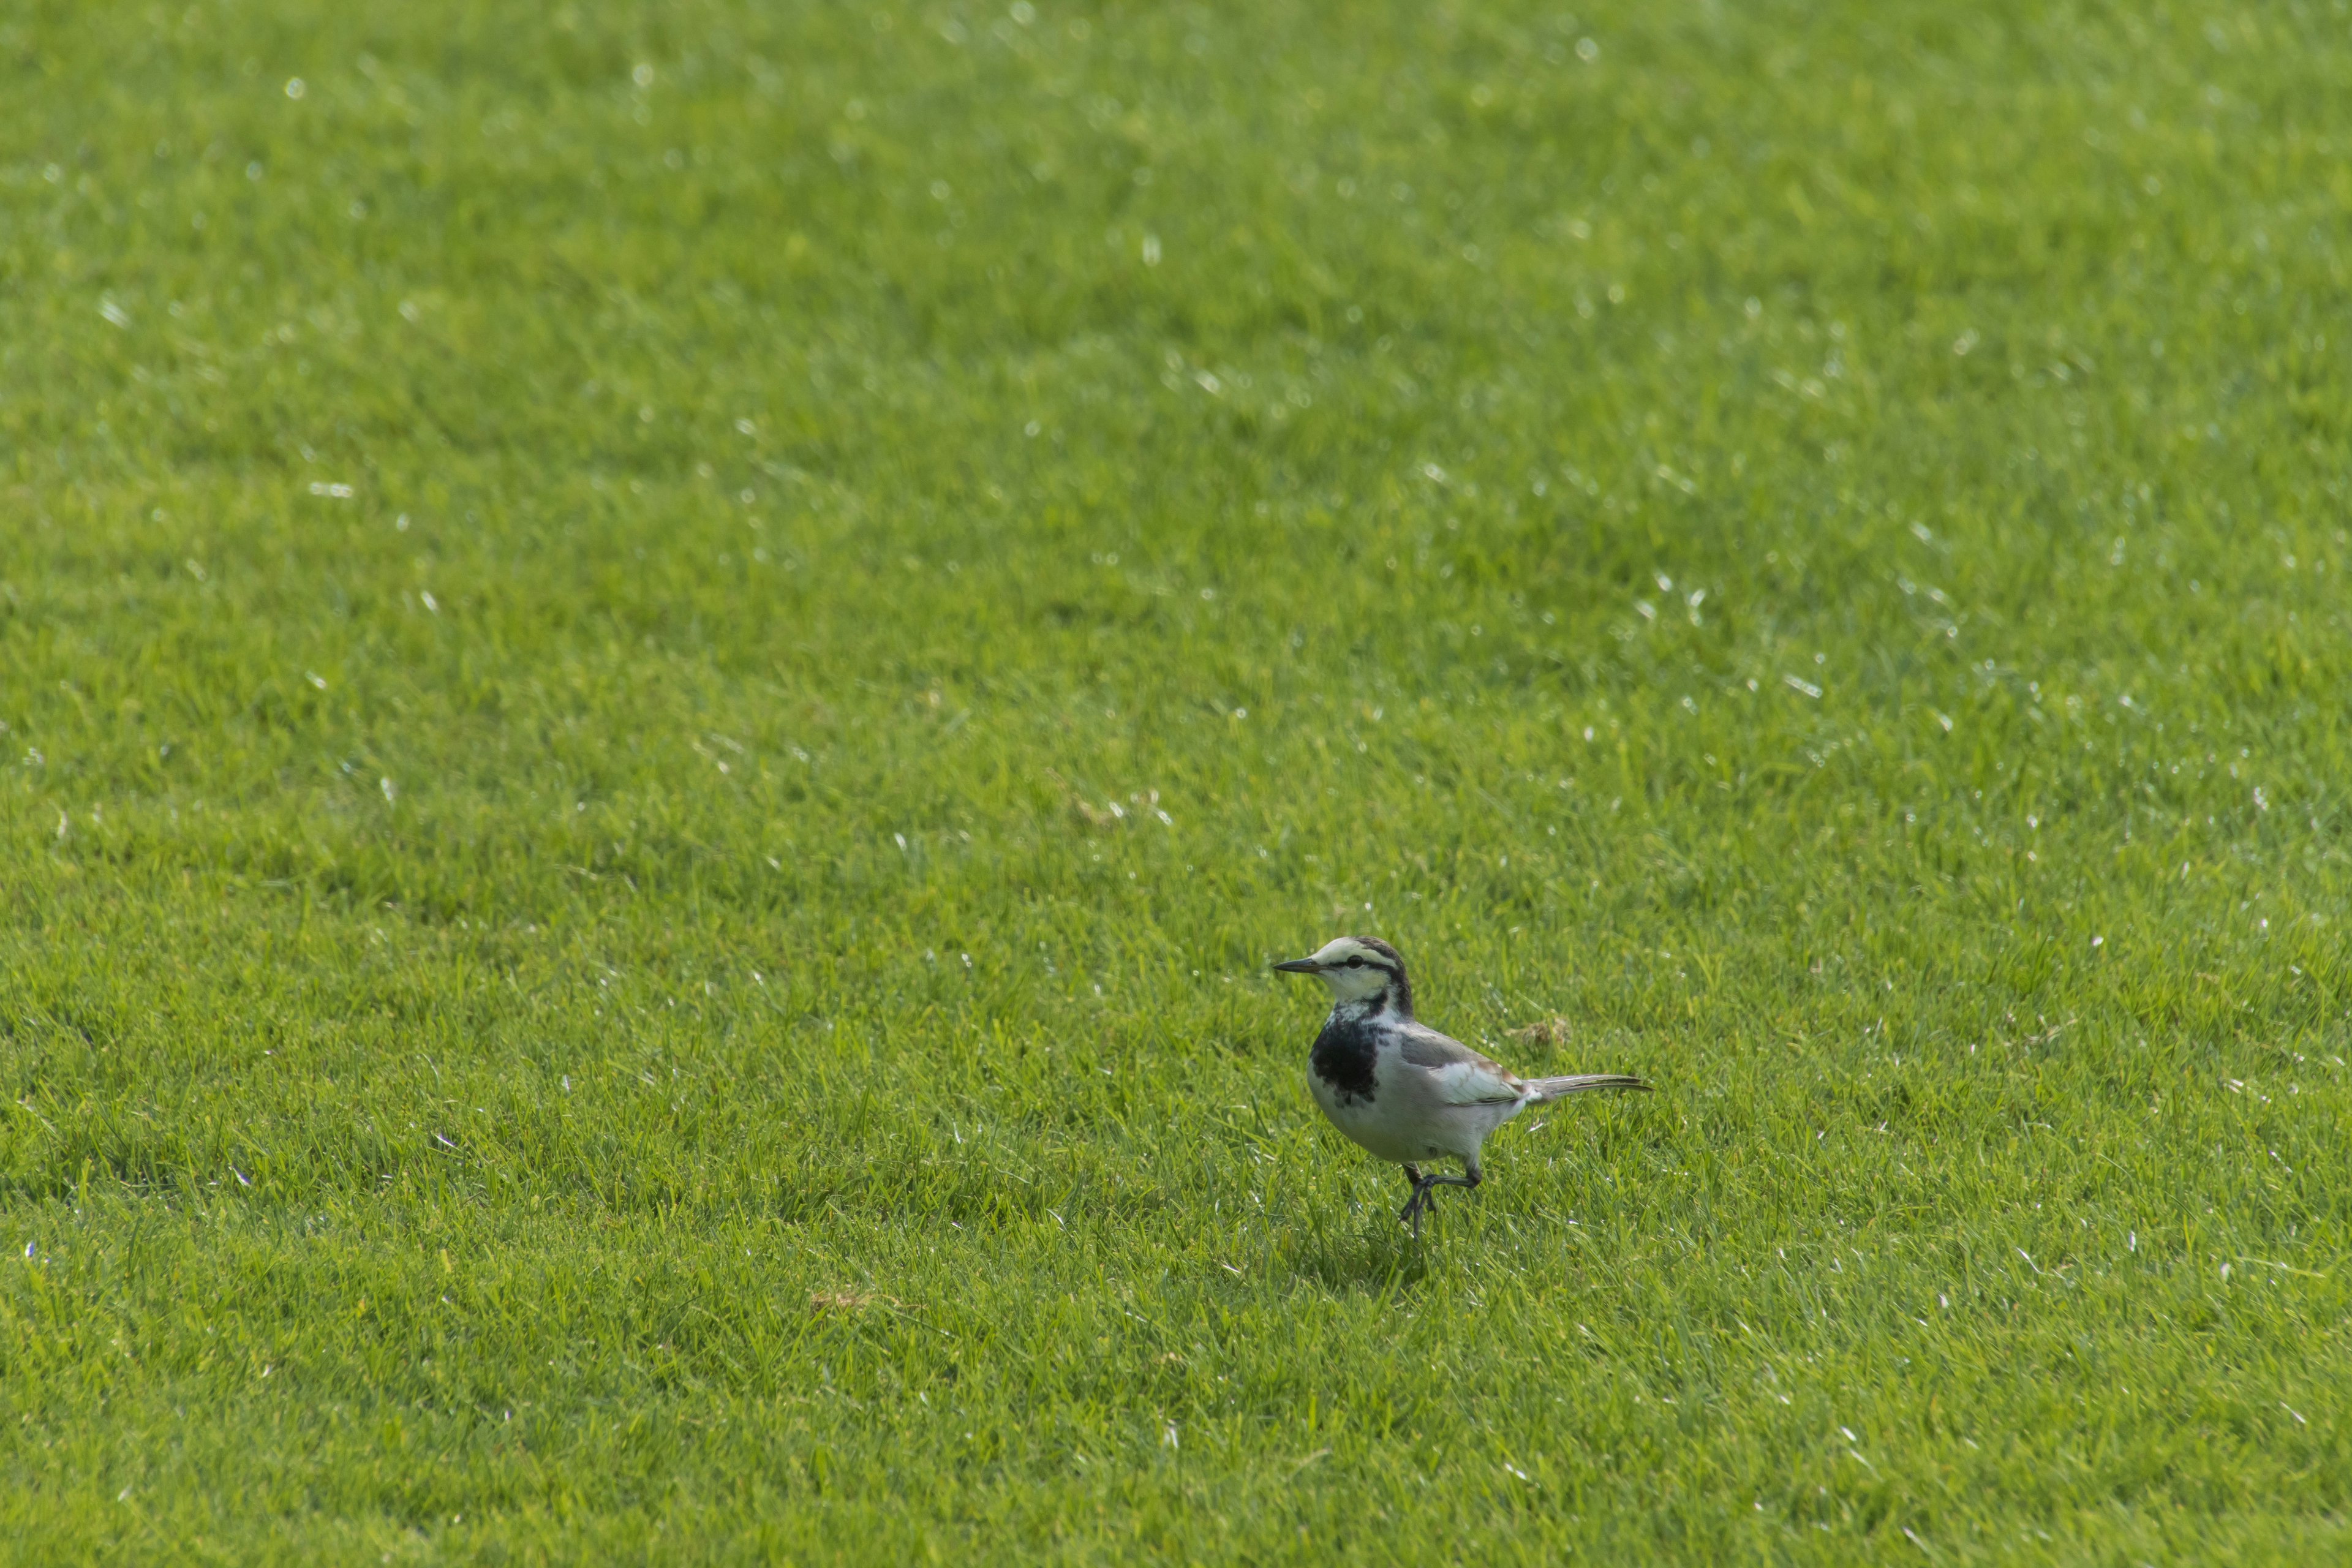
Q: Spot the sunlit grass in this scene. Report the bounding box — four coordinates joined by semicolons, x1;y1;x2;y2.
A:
4;0;2350;1560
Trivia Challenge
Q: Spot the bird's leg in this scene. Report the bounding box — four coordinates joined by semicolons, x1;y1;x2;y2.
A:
1396;1165;1428;1231
1397;1167;1446;1238
1396;1169;1479;1238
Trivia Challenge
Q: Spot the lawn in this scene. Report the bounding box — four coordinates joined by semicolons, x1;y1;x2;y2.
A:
4;0;2351;1560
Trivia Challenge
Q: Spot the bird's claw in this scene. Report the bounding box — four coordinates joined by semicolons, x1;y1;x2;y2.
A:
1396;1177;1439;1238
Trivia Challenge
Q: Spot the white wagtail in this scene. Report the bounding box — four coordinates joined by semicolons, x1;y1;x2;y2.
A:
1274;935;1650;1237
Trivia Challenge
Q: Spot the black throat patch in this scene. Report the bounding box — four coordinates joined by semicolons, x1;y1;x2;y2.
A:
1310;1009;1381;1106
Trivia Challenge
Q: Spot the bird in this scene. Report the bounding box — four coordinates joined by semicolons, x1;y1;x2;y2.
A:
1273;935;1650;1238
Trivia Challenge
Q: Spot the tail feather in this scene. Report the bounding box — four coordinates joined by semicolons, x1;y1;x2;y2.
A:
1523;1073;1651;1102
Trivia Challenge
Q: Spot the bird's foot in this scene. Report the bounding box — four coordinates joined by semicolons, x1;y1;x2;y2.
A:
1396;1172;1441;1238
1396;1169;1480;1238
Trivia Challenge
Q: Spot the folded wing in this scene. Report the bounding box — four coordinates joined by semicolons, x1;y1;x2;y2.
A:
1396;1022;1527;1105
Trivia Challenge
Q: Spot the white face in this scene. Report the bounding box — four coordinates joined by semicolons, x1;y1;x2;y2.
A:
1293;937;1395;1003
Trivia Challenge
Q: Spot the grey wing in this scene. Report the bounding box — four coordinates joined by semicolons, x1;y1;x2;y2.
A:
1396;1022;1526;1104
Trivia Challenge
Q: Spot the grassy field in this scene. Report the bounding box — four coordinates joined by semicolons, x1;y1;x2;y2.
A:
5;0;2351;1559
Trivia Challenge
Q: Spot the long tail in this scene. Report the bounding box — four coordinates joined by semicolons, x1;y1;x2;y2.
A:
1523;1073;1651;1102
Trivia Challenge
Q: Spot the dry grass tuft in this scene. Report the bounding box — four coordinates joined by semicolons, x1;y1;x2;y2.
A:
809;1291;901;1314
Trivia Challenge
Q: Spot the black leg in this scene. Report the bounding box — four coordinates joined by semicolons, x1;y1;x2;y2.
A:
1395;1169;1480;1239
1395;1165;1425;1231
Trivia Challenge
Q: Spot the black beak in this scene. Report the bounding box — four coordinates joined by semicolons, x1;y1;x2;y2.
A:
1272;958;1323;974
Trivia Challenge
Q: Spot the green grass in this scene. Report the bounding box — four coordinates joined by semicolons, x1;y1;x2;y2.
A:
5;0;2351;1559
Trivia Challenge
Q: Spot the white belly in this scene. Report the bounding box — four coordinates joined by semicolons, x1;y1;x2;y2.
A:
1308;1049;1526;1166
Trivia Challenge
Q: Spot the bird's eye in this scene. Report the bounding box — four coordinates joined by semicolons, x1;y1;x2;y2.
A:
1346;957;1364;968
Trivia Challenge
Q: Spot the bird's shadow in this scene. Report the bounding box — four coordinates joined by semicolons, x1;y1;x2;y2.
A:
1281;1225;1442;1294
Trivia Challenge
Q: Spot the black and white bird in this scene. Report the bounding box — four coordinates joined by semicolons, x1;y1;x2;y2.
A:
1274;935;1650;1237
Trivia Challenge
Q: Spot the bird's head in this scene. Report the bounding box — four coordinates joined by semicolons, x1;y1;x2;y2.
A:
1273;935;1413;1013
